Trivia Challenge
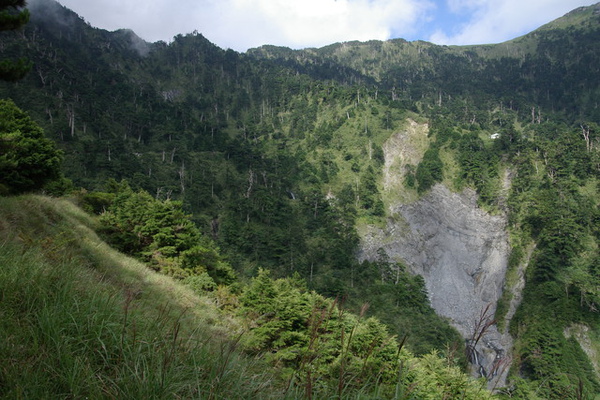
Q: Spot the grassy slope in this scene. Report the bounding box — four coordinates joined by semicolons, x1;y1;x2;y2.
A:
0;195;501;400
0;195;277;399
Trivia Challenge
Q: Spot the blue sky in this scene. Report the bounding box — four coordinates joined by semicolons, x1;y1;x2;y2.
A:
53;0;597;52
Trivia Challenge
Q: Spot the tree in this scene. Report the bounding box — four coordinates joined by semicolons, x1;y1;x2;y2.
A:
416;146;444;193
99;184;236;282
0;99;63;194
100;187;200;258
0;0;31;81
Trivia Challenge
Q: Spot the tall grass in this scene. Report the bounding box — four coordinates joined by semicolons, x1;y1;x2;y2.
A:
0;195;277;399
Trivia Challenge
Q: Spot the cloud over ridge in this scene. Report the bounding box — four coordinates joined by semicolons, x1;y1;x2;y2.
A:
56;0;596;51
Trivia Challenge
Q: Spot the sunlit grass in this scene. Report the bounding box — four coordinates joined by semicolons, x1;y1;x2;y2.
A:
0;195;277;399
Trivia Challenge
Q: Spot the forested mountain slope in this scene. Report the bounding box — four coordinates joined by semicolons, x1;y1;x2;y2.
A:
249;3;600;121
1;0;600;398
2;194;502;398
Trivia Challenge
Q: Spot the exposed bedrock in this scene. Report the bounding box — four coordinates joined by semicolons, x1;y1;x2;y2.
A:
359;184;512;384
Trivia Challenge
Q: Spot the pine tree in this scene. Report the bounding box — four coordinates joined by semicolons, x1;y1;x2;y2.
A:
0;99;63;194
0;0;31;81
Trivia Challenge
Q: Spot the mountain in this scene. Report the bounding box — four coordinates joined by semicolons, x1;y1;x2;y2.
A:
1;1;600;398
248;2;600;121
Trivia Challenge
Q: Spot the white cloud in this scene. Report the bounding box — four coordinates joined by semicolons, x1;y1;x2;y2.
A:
206;0;433;50
56;0;596;51
58;0;431;51
430;0;597;45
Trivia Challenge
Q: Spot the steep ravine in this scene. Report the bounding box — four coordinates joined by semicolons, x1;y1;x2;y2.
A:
358;122;516;387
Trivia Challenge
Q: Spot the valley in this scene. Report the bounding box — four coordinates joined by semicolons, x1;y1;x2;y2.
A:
1;0;600;398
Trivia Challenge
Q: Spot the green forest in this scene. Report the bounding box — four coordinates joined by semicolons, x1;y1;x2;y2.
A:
1;0;600;398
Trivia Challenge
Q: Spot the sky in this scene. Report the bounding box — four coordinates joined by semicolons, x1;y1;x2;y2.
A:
53;0;597;52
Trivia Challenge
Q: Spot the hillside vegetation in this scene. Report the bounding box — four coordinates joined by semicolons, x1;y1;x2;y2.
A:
0;195;276;398
1;0;600;398
0;195;498;398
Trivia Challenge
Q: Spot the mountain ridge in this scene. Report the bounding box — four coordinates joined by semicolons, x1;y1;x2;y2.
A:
2;1;600;397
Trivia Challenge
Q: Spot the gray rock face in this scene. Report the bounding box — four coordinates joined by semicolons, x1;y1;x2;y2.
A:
359;121;516;386
359;184;512;385
360;184;509;334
